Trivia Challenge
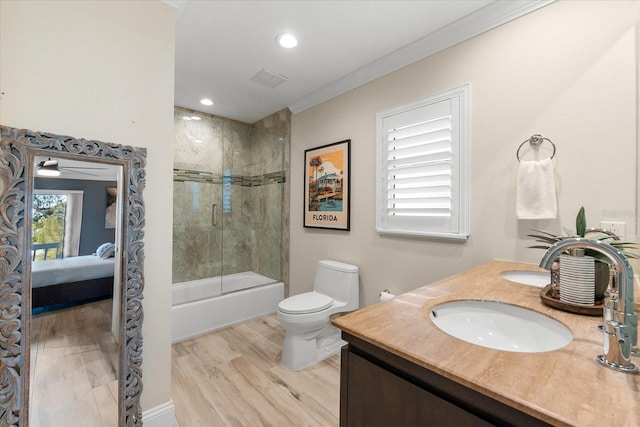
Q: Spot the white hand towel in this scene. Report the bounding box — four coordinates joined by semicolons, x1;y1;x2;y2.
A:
516;158;557;220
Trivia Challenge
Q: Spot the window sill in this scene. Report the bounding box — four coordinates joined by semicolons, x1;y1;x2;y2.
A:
376;228;469;241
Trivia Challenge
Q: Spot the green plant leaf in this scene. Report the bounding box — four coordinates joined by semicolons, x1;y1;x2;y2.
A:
528;245;555;250
529;229;562;239
526;236;557;246
576;206;586;237
528;208;640;262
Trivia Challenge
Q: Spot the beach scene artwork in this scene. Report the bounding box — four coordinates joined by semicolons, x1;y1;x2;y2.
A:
304;140;350;230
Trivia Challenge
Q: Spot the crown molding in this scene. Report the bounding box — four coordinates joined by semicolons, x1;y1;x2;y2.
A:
288;0;554;114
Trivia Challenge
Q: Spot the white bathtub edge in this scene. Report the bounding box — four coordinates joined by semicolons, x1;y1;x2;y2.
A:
172;282;284;343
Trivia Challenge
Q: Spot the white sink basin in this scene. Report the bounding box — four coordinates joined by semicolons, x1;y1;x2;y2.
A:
429;300;572;353
500;270;549;287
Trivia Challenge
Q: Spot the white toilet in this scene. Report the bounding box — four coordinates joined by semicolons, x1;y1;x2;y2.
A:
277;260;359;370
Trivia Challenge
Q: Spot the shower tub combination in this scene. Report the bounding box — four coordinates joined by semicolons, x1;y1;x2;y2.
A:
172;271;284;342
172;107;288;343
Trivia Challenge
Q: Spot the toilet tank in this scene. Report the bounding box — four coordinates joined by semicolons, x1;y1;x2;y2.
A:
314;260;359;311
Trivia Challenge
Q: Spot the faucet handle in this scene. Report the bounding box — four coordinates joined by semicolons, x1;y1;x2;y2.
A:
598;320;625;344
602;320;625;344
613;322;625;344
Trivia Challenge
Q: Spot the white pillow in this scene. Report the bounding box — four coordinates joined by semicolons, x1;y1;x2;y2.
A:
96;242;115;259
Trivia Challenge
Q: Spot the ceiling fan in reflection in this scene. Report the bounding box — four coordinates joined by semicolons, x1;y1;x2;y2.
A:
36;158;107;177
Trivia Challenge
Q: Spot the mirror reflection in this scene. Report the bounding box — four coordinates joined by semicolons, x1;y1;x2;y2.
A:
0;126;145;425
29;156;123;425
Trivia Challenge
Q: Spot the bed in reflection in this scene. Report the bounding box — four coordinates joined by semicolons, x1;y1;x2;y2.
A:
31;244;115;309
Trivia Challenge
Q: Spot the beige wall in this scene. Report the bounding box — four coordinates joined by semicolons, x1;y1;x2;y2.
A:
291;1;640;306
0;0;175;415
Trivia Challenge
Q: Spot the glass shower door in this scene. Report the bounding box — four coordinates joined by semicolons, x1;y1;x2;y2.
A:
172;112;224;301
173;108;286;296
218;123;285;291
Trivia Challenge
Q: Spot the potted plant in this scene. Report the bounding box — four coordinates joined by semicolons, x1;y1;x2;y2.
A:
528;207;638;301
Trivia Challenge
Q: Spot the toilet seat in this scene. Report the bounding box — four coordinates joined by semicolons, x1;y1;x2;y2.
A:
278;292;333;314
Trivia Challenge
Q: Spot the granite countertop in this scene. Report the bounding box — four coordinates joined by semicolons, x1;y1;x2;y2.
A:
333;260;640;427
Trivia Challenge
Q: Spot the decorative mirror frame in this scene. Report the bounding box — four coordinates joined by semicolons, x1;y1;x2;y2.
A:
0;125;145;426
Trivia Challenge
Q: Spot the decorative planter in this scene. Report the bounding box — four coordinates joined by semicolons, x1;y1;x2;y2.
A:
558;253;609;306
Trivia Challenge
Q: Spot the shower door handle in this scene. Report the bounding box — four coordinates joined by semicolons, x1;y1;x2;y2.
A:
212;203;218;227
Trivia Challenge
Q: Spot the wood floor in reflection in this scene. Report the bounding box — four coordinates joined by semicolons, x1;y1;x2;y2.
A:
30;299;118;427
172;314;341;427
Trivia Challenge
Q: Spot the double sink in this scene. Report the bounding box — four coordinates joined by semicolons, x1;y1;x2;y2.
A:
429;270;574;353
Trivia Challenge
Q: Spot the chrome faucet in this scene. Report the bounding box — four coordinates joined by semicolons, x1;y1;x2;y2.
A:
539;237;638;373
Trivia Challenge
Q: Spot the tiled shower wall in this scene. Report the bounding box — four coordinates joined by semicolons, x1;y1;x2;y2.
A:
173;107;290;286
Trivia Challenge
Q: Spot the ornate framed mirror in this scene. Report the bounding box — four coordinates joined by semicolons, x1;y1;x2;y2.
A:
0;125;145;426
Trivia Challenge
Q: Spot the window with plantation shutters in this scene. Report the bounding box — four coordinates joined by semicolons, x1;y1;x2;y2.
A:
376;85;469;239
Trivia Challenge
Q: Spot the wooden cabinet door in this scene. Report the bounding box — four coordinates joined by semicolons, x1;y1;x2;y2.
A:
342;350;493;427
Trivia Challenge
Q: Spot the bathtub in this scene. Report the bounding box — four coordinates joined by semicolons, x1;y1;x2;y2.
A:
172;271;284;343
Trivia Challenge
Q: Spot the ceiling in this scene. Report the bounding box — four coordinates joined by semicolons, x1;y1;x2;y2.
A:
168;0;551;123
32;1;551;182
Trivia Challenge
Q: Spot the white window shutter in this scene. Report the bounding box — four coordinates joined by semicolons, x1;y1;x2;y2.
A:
376;85;469;239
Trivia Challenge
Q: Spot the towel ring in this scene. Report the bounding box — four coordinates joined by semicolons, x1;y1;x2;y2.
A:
516;134;556;162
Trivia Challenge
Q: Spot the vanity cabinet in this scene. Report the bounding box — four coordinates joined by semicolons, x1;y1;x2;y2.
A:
340;333;551;427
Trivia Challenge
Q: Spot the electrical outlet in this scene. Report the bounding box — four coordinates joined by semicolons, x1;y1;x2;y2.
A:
600;221;625;240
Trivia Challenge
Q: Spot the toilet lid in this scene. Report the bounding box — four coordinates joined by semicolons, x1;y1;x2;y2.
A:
279;292;334;314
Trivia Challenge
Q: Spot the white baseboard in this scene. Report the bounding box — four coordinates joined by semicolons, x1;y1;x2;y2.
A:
142;400;175;427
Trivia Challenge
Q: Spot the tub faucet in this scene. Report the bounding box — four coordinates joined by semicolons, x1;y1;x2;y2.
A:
539;238;638;373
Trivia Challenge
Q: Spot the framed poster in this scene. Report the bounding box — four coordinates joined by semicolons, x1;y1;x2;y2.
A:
105;186;117;229
304;139;350;230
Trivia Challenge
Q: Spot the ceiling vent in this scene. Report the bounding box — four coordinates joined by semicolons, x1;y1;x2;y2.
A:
250;69;289;88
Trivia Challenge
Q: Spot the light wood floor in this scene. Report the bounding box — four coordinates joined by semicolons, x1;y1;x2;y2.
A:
30;299;119;427
172;314;341;427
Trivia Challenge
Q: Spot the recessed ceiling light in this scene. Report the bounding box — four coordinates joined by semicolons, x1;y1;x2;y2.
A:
276;33;297;49
200;98;214;106
190;116;201;121
182;116;192;121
